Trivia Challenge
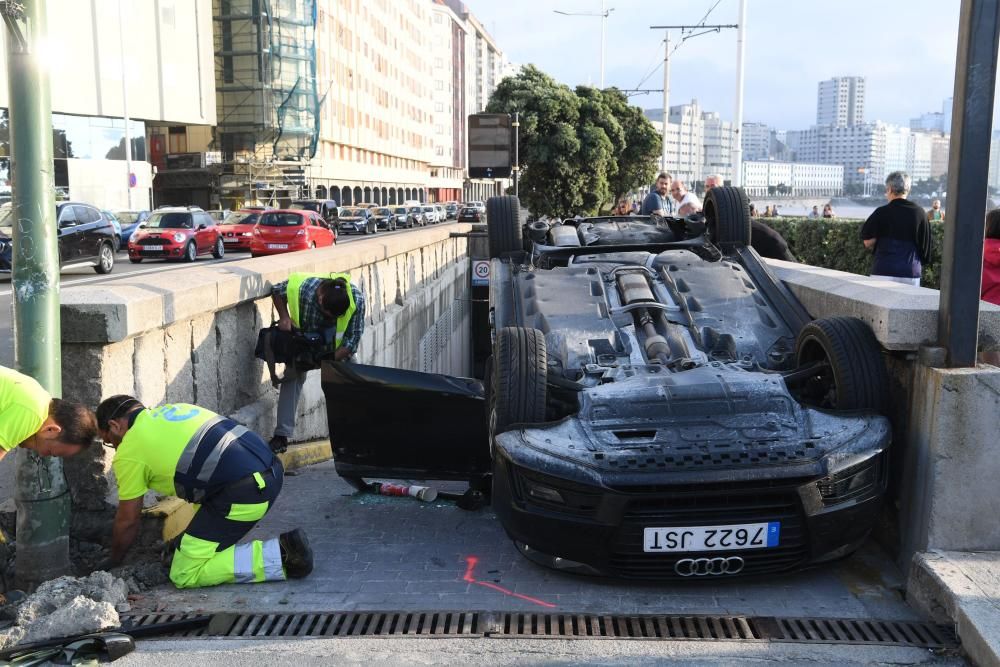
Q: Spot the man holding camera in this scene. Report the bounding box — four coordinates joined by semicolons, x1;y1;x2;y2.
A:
268;273;365;453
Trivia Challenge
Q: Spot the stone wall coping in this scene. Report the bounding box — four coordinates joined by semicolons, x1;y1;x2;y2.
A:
61;224;473;343
765;258;1000;351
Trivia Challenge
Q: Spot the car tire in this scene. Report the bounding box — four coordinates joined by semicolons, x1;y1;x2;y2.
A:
704;186;751;250
129;257;142;264
794;316;889;412
487;195;523;259
184;241;197;262
212;236;225;259
491;327;547;435
94;242;115;274
114;235;122;252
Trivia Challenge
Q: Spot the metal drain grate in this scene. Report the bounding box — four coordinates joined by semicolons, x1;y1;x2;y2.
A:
486;613;757;640
120;611;957;649
757;617;958;649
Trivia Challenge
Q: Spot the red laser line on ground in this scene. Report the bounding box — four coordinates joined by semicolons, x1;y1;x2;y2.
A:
462;556;557;609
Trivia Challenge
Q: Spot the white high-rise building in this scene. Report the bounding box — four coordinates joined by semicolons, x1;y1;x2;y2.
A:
742;122;770;161
796;123;886;187
645;100;737;186
816;76;865;127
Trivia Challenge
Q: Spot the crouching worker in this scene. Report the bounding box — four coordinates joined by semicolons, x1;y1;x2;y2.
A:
95;395;313;589
1;364;97;458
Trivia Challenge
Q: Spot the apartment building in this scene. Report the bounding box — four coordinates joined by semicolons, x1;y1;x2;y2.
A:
816;76;865;128
0;0;215;210
741;122;771;161
741;161;843;198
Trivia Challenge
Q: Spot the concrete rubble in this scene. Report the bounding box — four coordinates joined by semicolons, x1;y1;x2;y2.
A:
0;571;127;649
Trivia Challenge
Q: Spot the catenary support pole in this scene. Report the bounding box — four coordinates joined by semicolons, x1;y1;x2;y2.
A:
512;112;519;198
938;0;1000;367
2;0;73;589
731;0;747;187
661;32;670;173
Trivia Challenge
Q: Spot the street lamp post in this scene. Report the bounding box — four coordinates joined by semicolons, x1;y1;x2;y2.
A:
553;2;615;88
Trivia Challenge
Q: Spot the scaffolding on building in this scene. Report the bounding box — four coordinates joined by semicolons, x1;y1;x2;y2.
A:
213;0;319;208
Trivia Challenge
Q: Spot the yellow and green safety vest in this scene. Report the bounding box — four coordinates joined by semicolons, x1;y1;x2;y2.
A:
0;365;52;451
112;404;220;500
286;272;356;347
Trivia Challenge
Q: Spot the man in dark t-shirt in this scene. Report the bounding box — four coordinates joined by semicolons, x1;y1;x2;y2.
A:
860;171;932;286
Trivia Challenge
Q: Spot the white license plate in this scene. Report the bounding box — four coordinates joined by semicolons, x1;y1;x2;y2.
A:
143;245;163;251
224;238;240;243
643;522;780;553
268;243;289;249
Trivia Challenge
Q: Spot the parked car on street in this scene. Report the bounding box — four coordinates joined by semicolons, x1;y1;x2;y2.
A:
407;206;427;227
250;209;336;257
290;199;340;226
324;189;893;582
217;210;263;251
337;207;377;235
101;210;123;251
445;202;460;219
463;201;487;216
434;204;446;223
422;205;439;224
372;207;398;232
390;206;417;229
457;206;482;223
114;210;150;244
127;207;224;263
0;201;117;274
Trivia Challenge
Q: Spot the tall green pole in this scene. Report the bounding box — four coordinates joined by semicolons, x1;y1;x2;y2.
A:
2;0;72;589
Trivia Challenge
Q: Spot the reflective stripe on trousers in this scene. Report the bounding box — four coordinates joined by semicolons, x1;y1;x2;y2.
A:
168;464;285;589
233;539;284;583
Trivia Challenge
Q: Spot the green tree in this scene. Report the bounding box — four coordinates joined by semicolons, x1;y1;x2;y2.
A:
485;67;661;217
602;88;660;205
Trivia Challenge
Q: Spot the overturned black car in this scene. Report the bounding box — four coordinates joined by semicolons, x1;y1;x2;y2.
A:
323;187;891;580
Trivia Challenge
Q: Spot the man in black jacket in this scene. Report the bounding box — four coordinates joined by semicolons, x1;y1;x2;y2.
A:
861;171;932;286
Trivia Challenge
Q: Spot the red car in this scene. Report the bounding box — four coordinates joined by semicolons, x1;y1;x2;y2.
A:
217;210;263;251
128;207;224;263
250;209;336;257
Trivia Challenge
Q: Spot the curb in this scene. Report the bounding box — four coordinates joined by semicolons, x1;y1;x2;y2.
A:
908;550;999;667
144;439;333;542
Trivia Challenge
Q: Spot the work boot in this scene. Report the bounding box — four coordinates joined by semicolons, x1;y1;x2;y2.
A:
279;528;313;579
269;434;288;455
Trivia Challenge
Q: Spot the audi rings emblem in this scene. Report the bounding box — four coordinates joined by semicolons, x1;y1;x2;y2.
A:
674;556;745;577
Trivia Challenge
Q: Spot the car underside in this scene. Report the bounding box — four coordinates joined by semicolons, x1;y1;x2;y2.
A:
324;187;892;580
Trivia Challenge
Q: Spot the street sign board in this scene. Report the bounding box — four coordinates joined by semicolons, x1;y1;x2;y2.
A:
468;113;512;179
472;259;490;286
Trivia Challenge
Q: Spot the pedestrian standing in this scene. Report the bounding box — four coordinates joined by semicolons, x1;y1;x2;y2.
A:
670;180;701;217
640;172;674;216
822;204;836;219
927;199;944;222
808;206;820;218
860;171;932;287
96;396;313;588
1;365;97;459
269;273;365;453
982;208;1000;306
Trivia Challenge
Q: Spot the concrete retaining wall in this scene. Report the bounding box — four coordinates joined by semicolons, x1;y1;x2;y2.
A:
765;258;1000;570
59;225;473;509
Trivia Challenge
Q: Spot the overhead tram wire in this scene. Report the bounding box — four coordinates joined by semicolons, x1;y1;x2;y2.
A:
631;0;730;97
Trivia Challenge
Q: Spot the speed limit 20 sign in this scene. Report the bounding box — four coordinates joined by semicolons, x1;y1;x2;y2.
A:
472;259;490;286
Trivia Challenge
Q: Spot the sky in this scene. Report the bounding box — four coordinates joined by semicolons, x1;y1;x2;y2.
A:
463;0;970;131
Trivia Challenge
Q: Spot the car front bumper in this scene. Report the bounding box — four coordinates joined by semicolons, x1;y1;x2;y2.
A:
339;222;368;234
491;428;888;581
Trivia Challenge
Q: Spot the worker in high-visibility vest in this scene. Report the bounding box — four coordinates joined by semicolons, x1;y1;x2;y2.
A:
1;364;98;459
268;272;365;453
95;395;313;589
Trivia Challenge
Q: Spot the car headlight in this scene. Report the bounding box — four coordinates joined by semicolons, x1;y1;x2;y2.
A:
172;233;185;243
816;454;884;505
241;232;252;237
523;479;565;505
295;229;305;236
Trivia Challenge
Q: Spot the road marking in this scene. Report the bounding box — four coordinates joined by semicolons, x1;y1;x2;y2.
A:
461;555;556;608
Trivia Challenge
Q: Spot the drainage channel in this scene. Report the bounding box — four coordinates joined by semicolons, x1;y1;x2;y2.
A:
121;612;958;649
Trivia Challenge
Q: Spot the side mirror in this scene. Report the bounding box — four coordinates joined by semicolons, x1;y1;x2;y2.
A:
137;223;146;229
197;223;207;230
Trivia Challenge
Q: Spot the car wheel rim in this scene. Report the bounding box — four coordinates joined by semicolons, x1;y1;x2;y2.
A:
101;246;112;270
188;244;196;260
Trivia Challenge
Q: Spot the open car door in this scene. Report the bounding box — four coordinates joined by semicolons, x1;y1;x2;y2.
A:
322;362;490;484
